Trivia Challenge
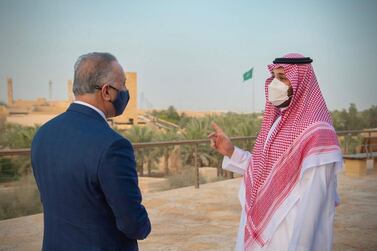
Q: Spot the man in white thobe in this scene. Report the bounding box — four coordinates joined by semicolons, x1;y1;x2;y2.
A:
209;53;343;251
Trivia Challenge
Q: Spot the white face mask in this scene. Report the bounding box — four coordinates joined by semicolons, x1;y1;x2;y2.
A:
268;78;290;106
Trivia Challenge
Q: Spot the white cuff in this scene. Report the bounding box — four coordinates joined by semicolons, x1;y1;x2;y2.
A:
222;147;251;175
230;146;247;163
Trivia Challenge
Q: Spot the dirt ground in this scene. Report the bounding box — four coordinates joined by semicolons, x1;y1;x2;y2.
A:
0;170;376;251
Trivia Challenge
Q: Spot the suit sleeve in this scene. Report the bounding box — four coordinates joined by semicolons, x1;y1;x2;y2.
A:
98;138;151;240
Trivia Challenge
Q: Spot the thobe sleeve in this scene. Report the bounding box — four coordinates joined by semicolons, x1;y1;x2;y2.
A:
288;163;337;251
221;146;252;175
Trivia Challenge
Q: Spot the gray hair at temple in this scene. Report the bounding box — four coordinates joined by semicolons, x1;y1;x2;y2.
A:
73;52;118;95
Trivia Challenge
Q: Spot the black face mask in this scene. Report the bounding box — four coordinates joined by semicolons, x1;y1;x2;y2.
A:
111;88;130;116
96;85;130;117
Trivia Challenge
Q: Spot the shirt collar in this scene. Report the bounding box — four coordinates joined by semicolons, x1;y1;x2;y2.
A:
73;101;106;121
277;106;288;116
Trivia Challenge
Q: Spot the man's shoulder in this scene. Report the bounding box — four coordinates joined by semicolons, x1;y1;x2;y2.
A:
33;109;133;143
35;111;124;141
88;123;134;152
107;132;133;149
33;112;67;137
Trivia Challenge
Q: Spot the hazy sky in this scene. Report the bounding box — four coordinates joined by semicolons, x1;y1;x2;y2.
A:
0;0;376;112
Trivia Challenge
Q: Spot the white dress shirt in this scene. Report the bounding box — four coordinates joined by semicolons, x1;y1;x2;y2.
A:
223;115;341;251
74;101;107;121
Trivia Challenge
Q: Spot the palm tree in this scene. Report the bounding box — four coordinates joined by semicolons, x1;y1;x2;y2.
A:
0;124;39;182
0;123;39;149
124;126;156;176
156;128;182;176
181;118;218;168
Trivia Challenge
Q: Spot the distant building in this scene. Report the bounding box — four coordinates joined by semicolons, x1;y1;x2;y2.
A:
6;72;139;127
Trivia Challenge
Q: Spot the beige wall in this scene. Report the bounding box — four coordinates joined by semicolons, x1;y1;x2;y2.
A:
6;72;139;125
67;80;74;102
344;159;367;177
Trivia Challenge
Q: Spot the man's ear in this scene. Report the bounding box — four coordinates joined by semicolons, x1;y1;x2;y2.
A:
101;85;112;101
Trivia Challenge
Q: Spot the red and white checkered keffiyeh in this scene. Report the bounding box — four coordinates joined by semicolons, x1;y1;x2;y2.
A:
244;53;341;249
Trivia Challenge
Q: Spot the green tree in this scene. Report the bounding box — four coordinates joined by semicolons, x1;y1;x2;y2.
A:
331;103;367;131
208;113;261;151
156;128;181;175
362;105;377;129
0;124;39;181
0;123;39;149
178;112;192;128
124;126;156;176
331;110;346;130
347;103;364;130
181;118;218;167
151;106;181;125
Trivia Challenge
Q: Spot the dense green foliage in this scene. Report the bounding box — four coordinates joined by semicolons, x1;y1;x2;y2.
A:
0;103;376;181
0;124;39;182
0;103;376;219
331;104;377;130
151;106;186;125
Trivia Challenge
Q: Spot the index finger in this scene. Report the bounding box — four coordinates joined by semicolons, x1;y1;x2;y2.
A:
211;122;223;134
208;132;217;139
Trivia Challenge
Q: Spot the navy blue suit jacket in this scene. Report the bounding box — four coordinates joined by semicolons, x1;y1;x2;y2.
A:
31;103;151;251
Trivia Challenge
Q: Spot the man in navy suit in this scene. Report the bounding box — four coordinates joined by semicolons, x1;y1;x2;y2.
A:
31;52;151;251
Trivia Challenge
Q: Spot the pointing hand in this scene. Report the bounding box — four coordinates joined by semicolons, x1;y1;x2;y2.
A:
208;122;234;158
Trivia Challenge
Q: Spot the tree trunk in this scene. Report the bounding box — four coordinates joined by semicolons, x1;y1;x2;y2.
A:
139;152;144;176
164;152;169;176
217;158;222;177
147;159;152;176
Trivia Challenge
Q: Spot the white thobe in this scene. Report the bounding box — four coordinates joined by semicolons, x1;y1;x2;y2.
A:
223;115;341;251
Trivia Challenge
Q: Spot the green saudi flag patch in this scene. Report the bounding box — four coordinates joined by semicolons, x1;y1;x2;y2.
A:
243;68;253;82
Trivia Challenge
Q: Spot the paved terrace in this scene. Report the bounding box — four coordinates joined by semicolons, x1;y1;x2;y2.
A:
0;170;377;251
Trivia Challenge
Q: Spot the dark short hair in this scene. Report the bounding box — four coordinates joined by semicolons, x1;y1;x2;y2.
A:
73;52;118;95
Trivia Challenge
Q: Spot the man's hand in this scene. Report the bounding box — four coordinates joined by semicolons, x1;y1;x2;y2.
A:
208;122;234;158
